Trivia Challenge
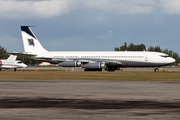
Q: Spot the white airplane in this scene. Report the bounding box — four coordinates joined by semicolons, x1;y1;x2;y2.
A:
10;26;175;71
0;55;27;71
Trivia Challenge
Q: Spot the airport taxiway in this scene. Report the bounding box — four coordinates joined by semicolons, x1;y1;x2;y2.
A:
0;80;180;119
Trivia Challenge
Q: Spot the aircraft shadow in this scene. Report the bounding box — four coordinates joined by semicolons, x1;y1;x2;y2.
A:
0;97;180;110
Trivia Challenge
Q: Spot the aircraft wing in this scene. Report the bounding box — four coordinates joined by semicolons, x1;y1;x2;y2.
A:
78;59;122;67
56;58;122;66
105;61;122;66
77;59;122;71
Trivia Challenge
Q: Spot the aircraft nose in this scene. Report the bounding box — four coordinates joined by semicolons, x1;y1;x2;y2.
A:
168;57;175;64
24;64;27;68
172;58;176;63
164;57;175;64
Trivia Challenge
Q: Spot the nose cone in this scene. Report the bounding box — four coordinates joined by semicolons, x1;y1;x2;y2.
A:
163;57;175;65
23;64;27;68
167;57;176;64
171;58;176;63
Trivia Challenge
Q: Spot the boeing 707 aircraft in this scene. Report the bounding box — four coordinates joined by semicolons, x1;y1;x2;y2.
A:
0;55;27;71
10;26;175;71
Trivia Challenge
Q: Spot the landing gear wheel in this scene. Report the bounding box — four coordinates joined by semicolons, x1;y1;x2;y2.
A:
107;67;115;71
154;68;159;72
14;68;17;71
84;69;102;71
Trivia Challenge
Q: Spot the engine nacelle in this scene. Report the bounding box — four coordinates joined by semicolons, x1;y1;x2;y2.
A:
83;63;106;69
58;61;81;67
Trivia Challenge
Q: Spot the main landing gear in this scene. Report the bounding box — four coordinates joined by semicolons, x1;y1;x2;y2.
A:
84;69;102;71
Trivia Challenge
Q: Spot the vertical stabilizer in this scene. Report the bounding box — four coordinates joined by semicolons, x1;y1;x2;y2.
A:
21;26;48;53
7;55;17;61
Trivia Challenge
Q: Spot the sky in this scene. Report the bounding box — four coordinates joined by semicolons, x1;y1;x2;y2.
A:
0;0;180;54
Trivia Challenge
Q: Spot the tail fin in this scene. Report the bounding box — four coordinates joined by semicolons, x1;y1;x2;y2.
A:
7;55;17;61
21;26;48;53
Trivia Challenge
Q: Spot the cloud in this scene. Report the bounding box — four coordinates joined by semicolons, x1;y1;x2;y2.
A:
160;0;180;14
0;0;158;19
86;0;156;14
2;0;180;19
0;0;74;19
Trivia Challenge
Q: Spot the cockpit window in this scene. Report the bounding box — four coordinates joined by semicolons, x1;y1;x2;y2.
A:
17;61;23;63
160;55;170;58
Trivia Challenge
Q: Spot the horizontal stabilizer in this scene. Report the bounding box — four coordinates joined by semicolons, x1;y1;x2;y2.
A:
8;52;37;58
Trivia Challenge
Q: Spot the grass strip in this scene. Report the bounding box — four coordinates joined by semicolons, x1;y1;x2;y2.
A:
0;71;180;81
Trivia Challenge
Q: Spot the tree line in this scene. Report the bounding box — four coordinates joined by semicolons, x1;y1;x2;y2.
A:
115;42;180;64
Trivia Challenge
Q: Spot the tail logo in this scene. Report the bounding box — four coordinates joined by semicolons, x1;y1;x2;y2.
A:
28;39;35;46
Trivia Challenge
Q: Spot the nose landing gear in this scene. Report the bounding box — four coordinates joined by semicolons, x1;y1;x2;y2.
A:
154;67;159;72
154;67;170;72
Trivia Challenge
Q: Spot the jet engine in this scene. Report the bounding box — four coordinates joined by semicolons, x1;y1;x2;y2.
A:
58;61;81;67
82;63;106;69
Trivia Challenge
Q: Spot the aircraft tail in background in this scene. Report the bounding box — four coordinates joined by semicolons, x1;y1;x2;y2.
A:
7;55;17;61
